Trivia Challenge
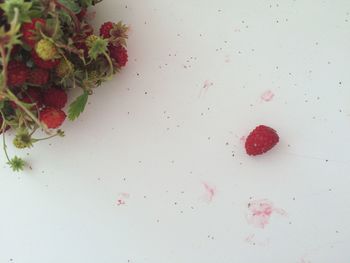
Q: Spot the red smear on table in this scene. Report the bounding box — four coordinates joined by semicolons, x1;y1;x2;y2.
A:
202;182;216;202
261;90;275;102
246;199;287;228
240;136;246;143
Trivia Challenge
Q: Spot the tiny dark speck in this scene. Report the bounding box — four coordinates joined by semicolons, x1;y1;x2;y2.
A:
292;197;296;200
325;159;329;162
225;142;229;146
174;202;178;205
145;91;148;95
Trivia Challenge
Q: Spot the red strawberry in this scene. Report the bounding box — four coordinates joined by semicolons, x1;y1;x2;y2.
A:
22;87;43;108
74;42;89;57
108;45;128;67
28;68;49;85
40;107;66;129
43;88;68;109
22;18;45;48
245;125;279;156
76;8;87;21
10;45;21;57
7;61;29;86
31;50;60;69
100;21;114;38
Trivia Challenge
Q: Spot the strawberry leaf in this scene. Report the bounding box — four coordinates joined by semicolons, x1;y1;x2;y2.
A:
68;90;89;121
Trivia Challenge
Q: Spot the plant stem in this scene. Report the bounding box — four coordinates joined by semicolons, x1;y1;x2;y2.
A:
103;51;114;78
0;45;8;92
54;0;81;31
0;112;10;163
6;90;50;134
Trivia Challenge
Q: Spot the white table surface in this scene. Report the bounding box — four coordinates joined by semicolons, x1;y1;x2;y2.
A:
1;0;350;262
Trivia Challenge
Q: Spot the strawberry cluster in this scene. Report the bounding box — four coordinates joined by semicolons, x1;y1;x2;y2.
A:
0;0;128;171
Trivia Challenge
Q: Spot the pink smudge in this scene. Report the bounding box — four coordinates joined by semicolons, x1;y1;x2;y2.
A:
225;55;231;63
261;90;275;102
199;80;213;98
202;182;216;202
299;258;311;263
240;136;246;143
116;199;126;206
116;193;130;206
246;199;287;228
244;234;270;246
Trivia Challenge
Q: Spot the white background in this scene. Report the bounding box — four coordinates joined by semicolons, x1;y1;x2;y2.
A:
1;0;350;262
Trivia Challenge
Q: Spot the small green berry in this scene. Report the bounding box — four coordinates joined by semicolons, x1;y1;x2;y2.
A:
35;39;59;61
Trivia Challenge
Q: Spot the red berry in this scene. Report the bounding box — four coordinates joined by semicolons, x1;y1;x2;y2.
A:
245;125;279;156
28;68;49;85
31;50;60;69
22;87;43;108
7;60;29;86
40;107;66;129
100;21;114;38
76;8;87;21
74;42;89;57
43;88;68;109
22;18;45;48
108;45;128;67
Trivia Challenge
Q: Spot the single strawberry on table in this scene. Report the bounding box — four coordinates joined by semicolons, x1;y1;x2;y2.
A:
245;125;279;156
40;107;66;129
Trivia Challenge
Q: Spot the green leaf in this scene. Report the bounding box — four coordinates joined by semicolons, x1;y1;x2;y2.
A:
88;38;108;60
0;0;32;23
57;0;81;13
7;156;26;172
0;100;4;110
68;91;89;121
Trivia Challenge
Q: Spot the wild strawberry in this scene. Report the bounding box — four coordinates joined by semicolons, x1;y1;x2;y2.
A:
7;61;29;86
76;8;87;21
21;18;45;47
100;21;114;38
43;88;68;109
35;39;59;61
85;35;100;48
28;68;49;85
40;107;66;129
245;125;279;156
13;130;33;149
56;59;73;78
108;45;128;67
75;42;89;57
21;87;43;108
31;50;60;69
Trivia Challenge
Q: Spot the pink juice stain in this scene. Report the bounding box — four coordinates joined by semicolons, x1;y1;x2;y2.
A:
202;182;216;202
246;199;287;228
261;90;275;102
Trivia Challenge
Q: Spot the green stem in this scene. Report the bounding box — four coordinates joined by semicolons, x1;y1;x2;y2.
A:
6;90;50;134
0;45;8;92
33;132;60;142
0;112;10;163
103;51;114;77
